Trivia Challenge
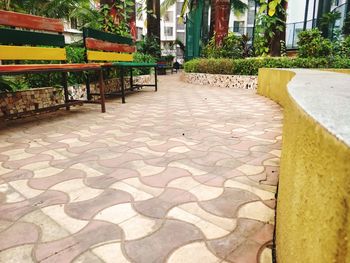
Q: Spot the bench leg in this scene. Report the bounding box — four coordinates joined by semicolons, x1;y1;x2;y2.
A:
86;73;92;101
130;67;133;90
154;66;158;92
121;67;126;103
62;72;70;111
98;70;106;113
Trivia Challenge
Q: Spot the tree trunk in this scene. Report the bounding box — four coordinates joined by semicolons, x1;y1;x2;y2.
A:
214;0;230;46
130;0;137;41
147;0;161;49
317;0;332;37
269;0;287;56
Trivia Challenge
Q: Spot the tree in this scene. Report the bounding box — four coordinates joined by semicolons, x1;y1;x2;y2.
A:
208;0;248;46
254;0;287;56
147;0;161;50
0;0;91;19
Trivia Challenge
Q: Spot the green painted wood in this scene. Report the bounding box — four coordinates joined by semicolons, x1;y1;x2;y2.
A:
111;62;157;67
83;28;133;45
0;28;65;47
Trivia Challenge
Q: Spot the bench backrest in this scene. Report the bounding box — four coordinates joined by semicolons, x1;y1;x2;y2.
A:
0;10;66;61
83;28;135;62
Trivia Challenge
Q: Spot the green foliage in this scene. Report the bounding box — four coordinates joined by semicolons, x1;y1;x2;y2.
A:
202;33;244;59
342;36;350;57
133;52;157;75
254;0;286;56
297;29;333;58
184;57;350;76
136;35;161;58
0;76;28;93
0;0;91;19
74;3;131;37
320;11;341;38
65;46;86;85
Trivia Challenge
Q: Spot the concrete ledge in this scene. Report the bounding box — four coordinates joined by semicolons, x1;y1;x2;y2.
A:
258;68;350;263
182;72;257;89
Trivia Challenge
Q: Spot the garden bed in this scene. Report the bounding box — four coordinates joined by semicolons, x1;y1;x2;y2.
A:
0;75;151;118
182;72;257;89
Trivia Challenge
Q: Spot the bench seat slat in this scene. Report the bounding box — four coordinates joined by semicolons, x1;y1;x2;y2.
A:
87;50;133;62
0;45;66;60
83;28;133;45
111;62;157;67
0;63;102;74
0;10;64;32
0;28;65;47
86;38;135;53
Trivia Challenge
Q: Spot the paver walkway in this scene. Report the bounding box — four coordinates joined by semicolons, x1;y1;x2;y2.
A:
0;75;282;263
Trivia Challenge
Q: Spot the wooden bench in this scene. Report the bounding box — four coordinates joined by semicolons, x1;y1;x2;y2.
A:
0;10;106;118
83;28;158;103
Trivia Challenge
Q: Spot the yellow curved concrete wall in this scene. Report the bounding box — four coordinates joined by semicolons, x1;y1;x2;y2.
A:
258;68;350;263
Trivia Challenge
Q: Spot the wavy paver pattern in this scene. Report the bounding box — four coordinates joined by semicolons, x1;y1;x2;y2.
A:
0;75;282;263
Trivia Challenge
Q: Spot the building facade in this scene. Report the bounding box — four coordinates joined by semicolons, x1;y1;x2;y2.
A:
286;0;349;48
136;0;186;61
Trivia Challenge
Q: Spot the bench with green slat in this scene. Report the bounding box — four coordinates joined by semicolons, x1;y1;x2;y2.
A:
83;27;158;103
0;10;107;118
0;28;65;47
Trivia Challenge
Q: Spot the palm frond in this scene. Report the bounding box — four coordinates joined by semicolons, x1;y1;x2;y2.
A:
160;0;177;16
230;0;248;16
179;0;189;22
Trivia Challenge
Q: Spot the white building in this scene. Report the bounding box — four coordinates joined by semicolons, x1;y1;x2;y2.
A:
286;0;348;48
136;0;186;60
228;0;257;40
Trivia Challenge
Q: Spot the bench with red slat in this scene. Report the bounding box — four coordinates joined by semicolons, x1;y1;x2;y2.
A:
85;38;136;53
0;10;64;32
0;63;102;74
0;10;106;116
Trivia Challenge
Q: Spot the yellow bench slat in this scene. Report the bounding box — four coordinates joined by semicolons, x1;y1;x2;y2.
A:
87;50;133;62
0;45;66;60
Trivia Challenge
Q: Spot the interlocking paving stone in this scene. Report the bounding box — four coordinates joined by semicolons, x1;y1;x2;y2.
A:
0;75;282;262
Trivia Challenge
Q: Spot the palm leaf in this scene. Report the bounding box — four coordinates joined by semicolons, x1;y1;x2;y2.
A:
160;0;177;15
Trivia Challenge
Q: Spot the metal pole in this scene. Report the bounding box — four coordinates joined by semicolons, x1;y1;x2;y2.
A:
252;1;258;49
292;23;296;48
312;0;317;28
303;0;310;30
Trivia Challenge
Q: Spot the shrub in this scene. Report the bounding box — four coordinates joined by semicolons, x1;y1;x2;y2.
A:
202;33;244;59
133;52;156;75
297;29;333;58
342;36;350;57
184;57;350;76
136;36;161;58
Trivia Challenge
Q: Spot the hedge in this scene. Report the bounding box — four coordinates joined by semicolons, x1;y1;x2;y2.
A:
184;57;350;76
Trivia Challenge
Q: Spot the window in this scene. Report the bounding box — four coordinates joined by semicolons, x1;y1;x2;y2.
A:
164;11;174;22
137;27;143;40
233;21;245;34
70;18;78;29
164;26;173;36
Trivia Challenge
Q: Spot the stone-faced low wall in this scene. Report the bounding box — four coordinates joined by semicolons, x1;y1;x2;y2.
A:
182;72;257;89
0;75;152;118
0;87;64;117
90;75;151;95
